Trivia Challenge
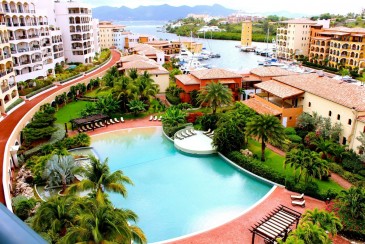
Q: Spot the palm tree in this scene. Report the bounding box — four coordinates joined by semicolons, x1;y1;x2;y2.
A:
134;74;159;102
284;222;331;244
302;150;328;183
94;95;120;116
128;68;138;80
112;75;134;111
197;81;232;114
31;195;78;236
301;208;342;236
43;155;81;193
312;138;333;159
337;187;365;220
60;199;146;244
67;156;133;204
127;99;147;116
246;114;285;161
284;148;307;183
162;107;186;127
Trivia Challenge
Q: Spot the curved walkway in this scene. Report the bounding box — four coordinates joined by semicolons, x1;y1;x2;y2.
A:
0;50;121;204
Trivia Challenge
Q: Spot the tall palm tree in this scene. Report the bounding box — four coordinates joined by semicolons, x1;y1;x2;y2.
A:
162;108;186;127
67;156;133;204
112;75;134;111
301;208;342;236
198;81;232;114
246;114;285;161
31;195;78;236
284;148;307;183
312;138;334;160
134;74;159;102
43;155;81;192
59;199;146;244
302;150;329;183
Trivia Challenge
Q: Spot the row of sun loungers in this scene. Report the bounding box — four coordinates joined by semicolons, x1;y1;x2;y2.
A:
291;193;305;207
175;128;197;140
149;115;162;121
77;117;125;133
203;129;214;138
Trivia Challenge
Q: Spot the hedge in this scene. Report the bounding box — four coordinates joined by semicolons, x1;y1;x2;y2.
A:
227;151;338;200
5;98;24;112
166;92;181;105
25;84;56;99
59;73;83;84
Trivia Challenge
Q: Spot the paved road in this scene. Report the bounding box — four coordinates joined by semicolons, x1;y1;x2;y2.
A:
0;50;121;204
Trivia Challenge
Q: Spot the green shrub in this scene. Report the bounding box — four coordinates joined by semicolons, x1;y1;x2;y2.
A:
5;98;24;112
12;196;37;221
287;134;302;143
165;92;181;105
25;84;56;98
284;127;296;135
198;113;220;131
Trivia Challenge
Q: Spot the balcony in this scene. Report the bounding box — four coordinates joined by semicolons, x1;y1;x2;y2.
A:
1;85;9;93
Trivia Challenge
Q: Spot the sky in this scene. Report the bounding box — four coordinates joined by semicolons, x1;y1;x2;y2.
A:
80;0;364;16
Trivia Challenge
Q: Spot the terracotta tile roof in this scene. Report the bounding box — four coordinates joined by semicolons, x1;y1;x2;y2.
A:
137;66;169;75
242;74;262;82
175;74;201;85
242;97;282;116
250;67;297;77
120;54;149;63
325;27;365;34
255;80;304;99
190;68;241;80
279;19;317;24
121;60;158;70
274;73;365;111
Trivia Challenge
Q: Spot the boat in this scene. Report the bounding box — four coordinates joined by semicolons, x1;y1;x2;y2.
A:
179;58;209;74
241;46;256;52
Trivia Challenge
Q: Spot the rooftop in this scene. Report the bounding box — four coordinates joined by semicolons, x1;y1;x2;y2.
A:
250;66;297;77
120;60;159;70
119;54;149;63
242;97;282;116
255;80;304;99
175;74;201;85
190;68;241;80
274;73;365;111
279;18;317;24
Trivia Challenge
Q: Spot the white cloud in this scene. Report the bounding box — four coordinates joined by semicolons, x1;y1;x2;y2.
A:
80;0;364;15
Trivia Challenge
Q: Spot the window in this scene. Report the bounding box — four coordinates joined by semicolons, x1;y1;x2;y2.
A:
337;114;340;120
308;102;311;107
348;119;352;125
342;137;347;145
328;111;332;116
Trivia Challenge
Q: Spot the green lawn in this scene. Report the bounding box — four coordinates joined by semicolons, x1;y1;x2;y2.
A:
247;139;344;194
55;101;91;125
86;87;112;97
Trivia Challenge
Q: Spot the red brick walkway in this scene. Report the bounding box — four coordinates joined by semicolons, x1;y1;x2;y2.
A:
0;50;121;204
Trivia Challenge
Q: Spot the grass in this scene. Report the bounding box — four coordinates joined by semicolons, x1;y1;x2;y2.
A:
86;87;112;98
247;139;344;194
55;101;91;125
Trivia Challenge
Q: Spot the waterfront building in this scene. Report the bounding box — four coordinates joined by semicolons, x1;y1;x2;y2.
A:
175;68;242;103
227;12;265;23
145;40;181;55
0;12;18;115
116;55;169;92
53;0;97;64
130;43;166;65
244;72;365;151
124;34;156;49
241;21;252;47
99;21;129;50
276;19;318;60
180;40;203;54
3;0;65;83
308;26;365;73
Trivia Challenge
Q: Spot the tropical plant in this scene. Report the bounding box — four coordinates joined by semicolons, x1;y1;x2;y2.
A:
112;75;134;112
246;114;285;161
134;73;159;102
301;208;342;236
67;156;133;204
43;154;81;192
336;187;365;220
127;99;147;116
94;95;120;116
356;131;365;162
31;195;77;237
197;81;232;114
282;221;331;244
162;107;186;127
12;196;37;221
128;68;138;80
59;198;146;244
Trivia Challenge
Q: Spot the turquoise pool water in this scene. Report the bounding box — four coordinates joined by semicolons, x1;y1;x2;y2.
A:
91;127;273;243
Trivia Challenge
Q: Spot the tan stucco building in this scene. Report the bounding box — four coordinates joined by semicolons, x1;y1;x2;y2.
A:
241;21;252;47
99;21;130;50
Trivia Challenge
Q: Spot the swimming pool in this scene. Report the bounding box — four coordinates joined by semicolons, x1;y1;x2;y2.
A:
91;127;273;243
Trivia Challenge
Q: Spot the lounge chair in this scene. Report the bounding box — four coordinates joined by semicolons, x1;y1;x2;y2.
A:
106;120;111;125
114;118;120;123
149;116;153;121
203;128;211;135
291;193;304;200
292;200;305;207
94;123;100;128
86;124;92;130
206;131;214;137
153;116;157;121
185;130;193;136
181;131;189;137
158;116;162;121
120;117;125;123
99;122;105;127
77;127;83;133
175;134;184;140
190;128;197;135
110;119;115;124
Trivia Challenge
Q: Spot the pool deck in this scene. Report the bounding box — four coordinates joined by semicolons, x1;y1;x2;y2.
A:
77;120;350;244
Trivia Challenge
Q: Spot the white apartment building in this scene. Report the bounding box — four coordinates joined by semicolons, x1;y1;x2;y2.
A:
1;0;64;83
99;21;129;50
0;12;18;115
53;0;96;64
276;19;317;60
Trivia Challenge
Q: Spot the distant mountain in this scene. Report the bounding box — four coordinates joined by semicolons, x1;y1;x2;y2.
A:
262;10;309;18
92;4;236;21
